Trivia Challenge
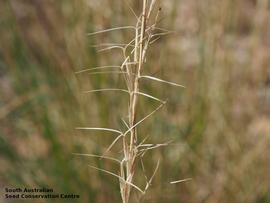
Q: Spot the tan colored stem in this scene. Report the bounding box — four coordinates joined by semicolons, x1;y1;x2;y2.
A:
121;1;151;202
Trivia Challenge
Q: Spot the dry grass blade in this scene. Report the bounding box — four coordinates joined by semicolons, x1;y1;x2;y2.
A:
102;133;124;156
154;27;174;32
151;31;176;38
83;89;129;94
123;102;166;137
138;141;173;157
124;0;139;20
91;43;134;48
147;0;157;19
149;36;161;44
140;158;148;183
72;153;121;164
88;71;128;75
125;62;139;65
121;118;130;129
138;159;160;202
75;127;123;135
89;165;145;194
144;159;160;191
140;75;185;88
138;135;150;147
138;140;173;151
135;91;165;103
170;178;193;184
83;88;164;103
97;46;124;52
87;26;135;36
75;65;121;74
120;56;131;71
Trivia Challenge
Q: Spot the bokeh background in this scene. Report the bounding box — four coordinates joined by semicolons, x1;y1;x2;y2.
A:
1;0;270;202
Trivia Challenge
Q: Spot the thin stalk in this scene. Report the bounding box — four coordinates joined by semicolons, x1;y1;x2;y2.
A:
120;1;148;202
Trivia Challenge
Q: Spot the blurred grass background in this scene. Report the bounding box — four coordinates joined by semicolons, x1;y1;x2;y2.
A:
0;0;270;202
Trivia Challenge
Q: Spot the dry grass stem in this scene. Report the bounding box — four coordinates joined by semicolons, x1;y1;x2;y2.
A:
76;1;184;202
170;178;193;184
